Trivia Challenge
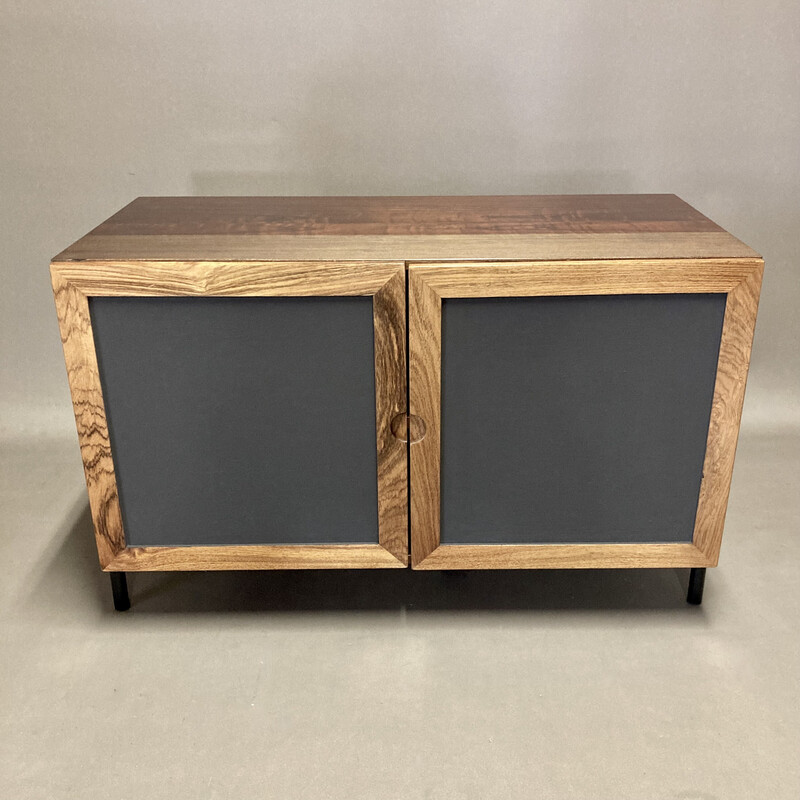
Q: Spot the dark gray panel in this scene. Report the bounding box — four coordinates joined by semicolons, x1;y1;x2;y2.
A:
90;296;378;546
440;294;726;545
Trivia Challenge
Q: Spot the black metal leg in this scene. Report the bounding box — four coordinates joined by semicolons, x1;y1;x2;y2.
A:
110;572;131;612
687;567;706;605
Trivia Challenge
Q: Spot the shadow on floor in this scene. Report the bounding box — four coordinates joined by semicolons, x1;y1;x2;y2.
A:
37;498;704;615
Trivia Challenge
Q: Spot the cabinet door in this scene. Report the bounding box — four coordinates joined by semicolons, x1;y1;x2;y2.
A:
52;261;407;570
408;259;762;569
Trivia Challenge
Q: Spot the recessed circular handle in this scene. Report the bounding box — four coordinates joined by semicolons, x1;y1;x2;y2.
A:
390;413;427;444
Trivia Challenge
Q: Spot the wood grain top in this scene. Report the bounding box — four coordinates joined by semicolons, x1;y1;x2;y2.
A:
73;195;724;235
54;195;759;262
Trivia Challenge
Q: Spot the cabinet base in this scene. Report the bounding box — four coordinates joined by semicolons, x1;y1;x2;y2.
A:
108;568;709;610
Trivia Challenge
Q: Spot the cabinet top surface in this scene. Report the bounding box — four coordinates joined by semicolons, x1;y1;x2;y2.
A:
53;195;759;262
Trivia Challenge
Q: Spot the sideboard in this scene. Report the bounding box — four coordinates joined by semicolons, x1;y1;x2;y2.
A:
51;195;762;609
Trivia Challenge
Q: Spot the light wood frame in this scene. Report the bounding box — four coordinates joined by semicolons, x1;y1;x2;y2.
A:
51;260;408;571
408;258;764;570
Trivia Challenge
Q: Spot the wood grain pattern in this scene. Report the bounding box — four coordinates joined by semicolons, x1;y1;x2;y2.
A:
53;195;759;263
692;260;764;563
71;195;725;237
51;258;408;570
408;259;760;298
408;258;764;570
373;268;409;564
413;543;711;570
106;544;406;571
51;273;124;568
53;232;758;263
408;272;442;567
51;260;397;297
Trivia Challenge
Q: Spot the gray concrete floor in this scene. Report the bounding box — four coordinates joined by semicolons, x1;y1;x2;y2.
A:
1;430;798;799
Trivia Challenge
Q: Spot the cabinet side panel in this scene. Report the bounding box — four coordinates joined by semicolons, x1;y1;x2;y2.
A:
51;274;125;567
693;265;763;561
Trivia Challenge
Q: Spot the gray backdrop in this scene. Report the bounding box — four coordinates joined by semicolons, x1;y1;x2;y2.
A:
1;0;798;438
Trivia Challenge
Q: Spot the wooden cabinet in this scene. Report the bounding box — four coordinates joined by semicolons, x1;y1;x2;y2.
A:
51;195;762;608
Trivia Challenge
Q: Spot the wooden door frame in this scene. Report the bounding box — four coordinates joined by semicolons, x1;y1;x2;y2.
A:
51;259;408;570
408;258;763;569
